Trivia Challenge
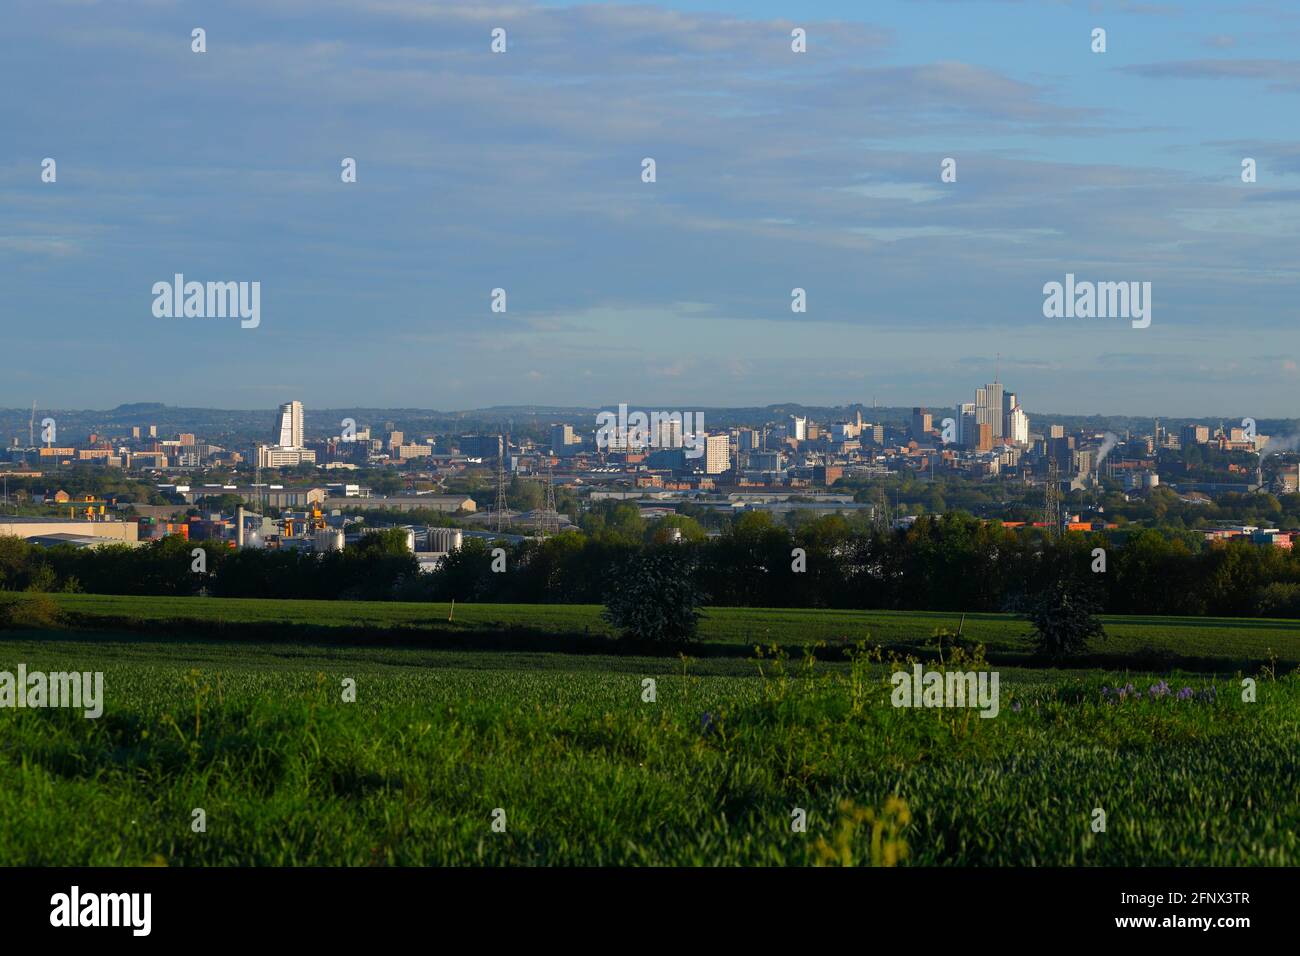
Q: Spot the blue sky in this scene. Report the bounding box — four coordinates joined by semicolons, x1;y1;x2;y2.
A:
3;0;1299;416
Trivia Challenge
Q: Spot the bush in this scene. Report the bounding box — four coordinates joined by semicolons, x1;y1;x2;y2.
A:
602;547;706;644
1023;579;1105;659
25;563;57;593
1253;581;1300;618
0;594;64;630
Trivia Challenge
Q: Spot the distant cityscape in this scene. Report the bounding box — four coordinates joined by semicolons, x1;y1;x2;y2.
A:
2;382;1298;561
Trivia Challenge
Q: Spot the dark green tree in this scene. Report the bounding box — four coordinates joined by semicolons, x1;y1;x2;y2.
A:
602;547;706;644
1024;578;1106;659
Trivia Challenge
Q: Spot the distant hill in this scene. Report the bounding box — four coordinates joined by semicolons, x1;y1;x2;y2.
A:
0;402;1295;448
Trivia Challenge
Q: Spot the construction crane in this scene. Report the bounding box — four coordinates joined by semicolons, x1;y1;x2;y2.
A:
28;401;36;448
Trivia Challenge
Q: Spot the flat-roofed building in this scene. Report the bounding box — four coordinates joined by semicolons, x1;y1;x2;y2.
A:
324;495;476;514
396;443;433;459
0;516;139;544
26;533;135;550
256;445;317;468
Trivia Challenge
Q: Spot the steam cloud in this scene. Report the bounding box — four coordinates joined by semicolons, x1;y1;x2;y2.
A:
1095;432;1119;469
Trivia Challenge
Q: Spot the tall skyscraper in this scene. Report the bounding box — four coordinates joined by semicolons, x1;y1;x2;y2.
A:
276;401;305;449
1003;391;1030;445
260;400;315;467
975;383;1004;442
656;417;683;449
1008;405;1030;445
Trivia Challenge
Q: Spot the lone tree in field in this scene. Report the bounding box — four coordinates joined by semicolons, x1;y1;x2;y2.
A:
602;547;706;644
1024;578;1106;659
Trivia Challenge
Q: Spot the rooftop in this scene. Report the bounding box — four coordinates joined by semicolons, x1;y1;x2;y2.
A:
0;515;128;525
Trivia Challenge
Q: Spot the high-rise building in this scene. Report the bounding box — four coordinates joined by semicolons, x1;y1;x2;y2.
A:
460;434;505;459
704;434;730;474
260;401;314;468
957;403;976;447
910;408;932;439
551;424;577;452
1002;392;1029;446
656;418;683;450
791;416;807;442
276;401;305;449
1048;433;1075;466
1008;405;1030;446
975;383;1004;442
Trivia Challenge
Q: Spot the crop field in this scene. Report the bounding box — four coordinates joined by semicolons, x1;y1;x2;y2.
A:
1;594;1297;866
17;592;1300;670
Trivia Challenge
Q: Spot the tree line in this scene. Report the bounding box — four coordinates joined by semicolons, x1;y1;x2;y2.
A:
3;511;1300;618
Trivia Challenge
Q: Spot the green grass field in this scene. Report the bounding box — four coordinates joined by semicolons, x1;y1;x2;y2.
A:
20;591;1300;670
0;594;1297;865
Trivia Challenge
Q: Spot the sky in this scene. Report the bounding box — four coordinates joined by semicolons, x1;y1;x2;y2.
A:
2;0;1299;417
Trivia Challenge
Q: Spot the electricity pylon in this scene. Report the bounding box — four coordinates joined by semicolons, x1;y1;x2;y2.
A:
1043;458;1062;539
494;432;508;533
